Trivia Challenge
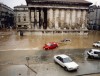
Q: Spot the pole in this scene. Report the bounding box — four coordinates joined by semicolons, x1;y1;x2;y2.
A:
26;57;30;76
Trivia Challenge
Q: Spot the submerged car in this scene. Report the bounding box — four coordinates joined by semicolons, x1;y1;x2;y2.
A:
60;39;71;42
54;54;79;71
87;49;100;58
93;41;100;47
43;42;58;50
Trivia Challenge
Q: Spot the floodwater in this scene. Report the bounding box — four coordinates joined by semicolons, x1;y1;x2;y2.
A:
0;31;100;51
0;30;100;76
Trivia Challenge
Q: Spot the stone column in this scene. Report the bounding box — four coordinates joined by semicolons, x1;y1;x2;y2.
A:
65;9;71;29
41;9;44;29
34;8;37;29
76;10;82;28
39;9;41;29
31;11;34;28
82;10;87;29
71;9;76;26
47;8;53;29
64;10;66;29
75;10;77;27
70;10;72;29
28;8;31;29
39;8;43;29
54;9;59;29
37;10;39;29
60;9;65;29
65;10;67;26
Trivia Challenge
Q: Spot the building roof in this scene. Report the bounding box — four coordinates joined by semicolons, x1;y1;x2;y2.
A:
26;0;92;5
14;5;27;8
0;2;14;13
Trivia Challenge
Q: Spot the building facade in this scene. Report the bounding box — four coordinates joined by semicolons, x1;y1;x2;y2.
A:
25;0;92;30
0;3;14;29
14;5;30;29
15;0;92;30
88;5;100;30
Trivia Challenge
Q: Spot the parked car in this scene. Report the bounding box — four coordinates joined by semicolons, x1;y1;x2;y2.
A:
43;42;58;50
93;41;100;47
54;54;79;71
87;49;100;58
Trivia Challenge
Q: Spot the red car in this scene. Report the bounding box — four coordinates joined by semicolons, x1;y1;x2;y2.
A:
43;42;58;50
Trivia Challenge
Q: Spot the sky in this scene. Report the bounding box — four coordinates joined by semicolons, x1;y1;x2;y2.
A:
0;0;26;8
0;0;100;9
86;0;100;5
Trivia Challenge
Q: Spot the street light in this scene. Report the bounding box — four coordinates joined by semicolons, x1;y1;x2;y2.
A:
26;57;30;76
26;57;30;67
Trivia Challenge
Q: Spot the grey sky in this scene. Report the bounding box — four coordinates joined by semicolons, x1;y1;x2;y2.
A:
0;0;100;9
0;0;26;8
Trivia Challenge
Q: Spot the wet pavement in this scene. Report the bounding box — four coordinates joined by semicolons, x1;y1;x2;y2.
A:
0;30;100;76
1;62;100;76
0;49;100;76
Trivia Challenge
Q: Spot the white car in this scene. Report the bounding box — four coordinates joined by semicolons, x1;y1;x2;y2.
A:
93;41;100;47
54;54;79;71
87;49;100;58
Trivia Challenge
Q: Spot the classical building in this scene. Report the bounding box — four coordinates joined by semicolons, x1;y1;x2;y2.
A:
0;3;14;29
25;0;92;30
14;5;30;29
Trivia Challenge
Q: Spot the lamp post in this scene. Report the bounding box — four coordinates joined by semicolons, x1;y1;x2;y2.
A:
26;57;30;76
26;57;30;66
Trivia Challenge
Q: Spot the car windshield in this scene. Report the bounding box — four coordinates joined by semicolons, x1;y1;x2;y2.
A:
94;41;100;43
47;43;52;46
97;42;100;44
63;57;72;63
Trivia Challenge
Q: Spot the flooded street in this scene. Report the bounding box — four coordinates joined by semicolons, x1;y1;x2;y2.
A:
0;31;100;51
0;30;100;76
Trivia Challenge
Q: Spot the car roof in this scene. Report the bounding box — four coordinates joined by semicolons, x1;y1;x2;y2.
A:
95;41;100;43
98;41;100;42
48;42;57;44
91;49;100;52
55;54;69;58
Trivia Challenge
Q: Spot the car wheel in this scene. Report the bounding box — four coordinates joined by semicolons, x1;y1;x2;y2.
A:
87;54;91;58
64;67;68;71
91;56;94;58
93;45;95;47
54;60;57;64
88;55;94;59
95;45;98;48
45;48;48;50
75;69;78;71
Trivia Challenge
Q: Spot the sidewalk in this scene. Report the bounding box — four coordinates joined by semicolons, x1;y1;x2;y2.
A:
0;62;100;76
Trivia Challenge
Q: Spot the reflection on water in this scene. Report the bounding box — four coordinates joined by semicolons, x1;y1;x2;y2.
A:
0;31;100;50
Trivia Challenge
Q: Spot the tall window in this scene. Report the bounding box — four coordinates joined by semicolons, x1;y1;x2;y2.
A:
23;14;26;21
18;14;21;22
